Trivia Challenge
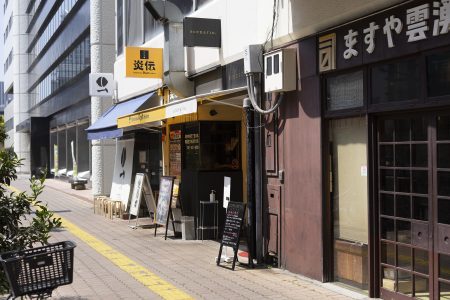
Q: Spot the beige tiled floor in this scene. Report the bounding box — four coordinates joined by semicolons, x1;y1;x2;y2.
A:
6;179;367;300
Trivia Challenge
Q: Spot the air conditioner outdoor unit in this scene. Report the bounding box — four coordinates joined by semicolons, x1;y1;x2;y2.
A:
264;48;297;93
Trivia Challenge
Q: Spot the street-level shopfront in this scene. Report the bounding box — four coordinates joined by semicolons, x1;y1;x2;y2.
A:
319;0;450;298
117;86;248;236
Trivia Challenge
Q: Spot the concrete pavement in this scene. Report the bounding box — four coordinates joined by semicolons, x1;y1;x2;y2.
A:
7;178;368;300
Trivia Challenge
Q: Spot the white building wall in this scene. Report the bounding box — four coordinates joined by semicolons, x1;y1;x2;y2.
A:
115;0;405;100
11;0;31;173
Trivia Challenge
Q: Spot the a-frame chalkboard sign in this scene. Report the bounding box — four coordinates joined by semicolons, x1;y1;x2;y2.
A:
217;201;246;270
154;176;175;240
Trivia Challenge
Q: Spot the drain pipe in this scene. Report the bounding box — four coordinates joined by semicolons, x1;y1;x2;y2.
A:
243;97;255;268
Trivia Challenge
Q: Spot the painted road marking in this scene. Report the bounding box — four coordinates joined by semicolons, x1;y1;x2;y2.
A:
8;185;193;300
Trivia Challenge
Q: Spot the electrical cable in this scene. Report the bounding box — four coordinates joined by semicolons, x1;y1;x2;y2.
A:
245;73;284;115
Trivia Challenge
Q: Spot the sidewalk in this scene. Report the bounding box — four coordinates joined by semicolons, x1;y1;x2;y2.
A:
9;179;369;300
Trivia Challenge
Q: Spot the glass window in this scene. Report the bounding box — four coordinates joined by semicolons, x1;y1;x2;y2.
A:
427;50;450;98
199;122;240;171
326;70;364;111
117;0;124;55
125;0;143;46
144;4;163;42
57;129;67;173
195;0;213;10
77;122;90;173
50;131;57;173
371;58;420;104
169;0;193;15
330;117;369;293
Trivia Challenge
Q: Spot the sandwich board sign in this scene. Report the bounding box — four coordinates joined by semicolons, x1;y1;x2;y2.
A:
128;173;156;229
217;201;246;270
89;73;114;97
154;176;175;240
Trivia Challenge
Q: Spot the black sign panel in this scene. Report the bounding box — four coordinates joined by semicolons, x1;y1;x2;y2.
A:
221;202;245;249
217;202;246;270
223;59;246;89
183;17;221;47
323;0;450;71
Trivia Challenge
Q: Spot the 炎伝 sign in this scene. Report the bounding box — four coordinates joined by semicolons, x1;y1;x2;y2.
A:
126;47;163;78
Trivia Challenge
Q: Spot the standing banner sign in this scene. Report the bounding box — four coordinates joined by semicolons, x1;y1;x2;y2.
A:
70;141;78;178
89;73;114;97
110;139;135;209
223;176;231;209
154;176;175;240
128;173;156;229
217;202;246;270
53;145;59;175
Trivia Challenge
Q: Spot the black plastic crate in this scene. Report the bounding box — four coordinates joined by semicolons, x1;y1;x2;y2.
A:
0;241;76;298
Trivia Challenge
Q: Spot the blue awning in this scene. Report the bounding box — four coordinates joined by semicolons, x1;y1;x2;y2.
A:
86;92;154;140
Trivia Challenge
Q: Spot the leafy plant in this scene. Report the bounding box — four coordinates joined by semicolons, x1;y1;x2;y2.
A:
0;127;61;293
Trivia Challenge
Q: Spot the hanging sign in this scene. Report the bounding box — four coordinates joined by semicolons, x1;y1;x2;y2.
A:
89;73;114;97
217;201;246;271
126;47;163;78
165;99;197;119
183;17;221;47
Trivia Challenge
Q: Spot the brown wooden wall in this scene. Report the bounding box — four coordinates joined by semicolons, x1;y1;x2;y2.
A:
265;37;323;280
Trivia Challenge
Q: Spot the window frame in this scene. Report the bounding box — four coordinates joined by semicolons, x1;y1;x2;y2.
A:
323;67;368;119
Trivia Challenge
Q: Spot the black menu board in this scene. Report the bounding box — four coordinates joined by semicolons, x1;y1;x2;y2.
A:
154;177;174;240
183;123;199;169
169;128;182;176
217;201;246;270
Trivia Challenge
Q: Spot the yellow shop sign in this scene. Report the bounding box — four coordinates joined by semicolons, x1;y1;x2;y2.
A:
125;47;163;78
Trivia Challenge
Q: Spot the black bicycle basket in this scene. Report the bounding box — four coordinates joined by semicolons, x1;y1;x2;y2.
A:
0;241;76;298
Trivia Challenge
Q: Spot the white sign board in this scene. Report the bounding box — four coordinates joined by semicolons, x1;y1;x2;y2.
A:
110;139;135;209
165;99;197;119
128;173;156;229
89;73;114;97
223;176;231;209
129;173;144;216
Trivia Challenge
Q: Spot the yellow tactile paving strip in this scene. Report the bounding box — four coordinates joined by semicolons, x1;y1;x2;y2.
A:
8;185;193;300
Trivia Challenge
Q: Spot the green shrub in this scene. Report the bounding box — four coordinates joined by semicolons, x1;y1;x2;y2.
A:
0;133;61;293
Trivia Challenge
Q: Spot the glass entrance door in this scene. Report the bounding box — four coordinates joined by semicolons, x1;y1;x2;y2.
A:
378;114;450;299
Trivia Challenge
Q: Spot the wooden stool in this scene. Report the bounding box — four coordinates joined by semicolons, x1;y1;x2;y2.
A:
94;196;107;215
111;200;123;219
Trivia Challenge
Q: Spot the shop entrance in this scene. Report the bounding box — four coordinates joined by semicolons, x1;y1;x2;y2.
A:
378;113;450;299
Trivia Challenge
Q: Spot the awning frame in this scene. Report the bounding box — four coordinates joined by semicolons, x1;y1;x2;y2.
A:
117;86;247;129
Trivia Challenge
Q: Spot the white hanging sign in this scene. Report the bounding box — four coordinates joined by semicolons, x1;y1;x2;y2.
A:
89;73;114;97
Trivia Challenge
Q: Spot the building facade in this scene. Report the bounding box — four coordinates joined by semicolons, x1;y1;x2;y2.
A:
1;0;115;194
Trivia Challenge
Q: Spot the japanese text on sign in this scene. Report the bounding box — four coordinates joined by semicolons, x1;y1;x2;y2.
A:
125;47;163;78
342;0;450;59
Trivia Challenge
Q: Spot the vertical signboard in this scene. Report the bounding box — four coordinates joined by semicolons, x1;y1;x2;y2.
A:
110;139;135;209
169;127;182;176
